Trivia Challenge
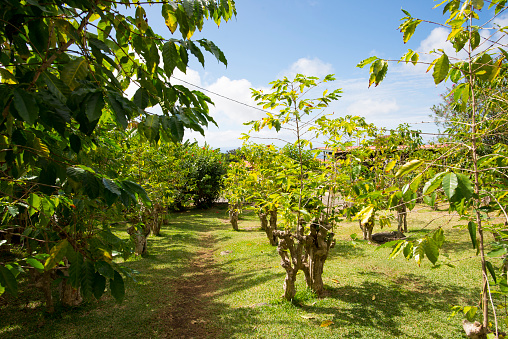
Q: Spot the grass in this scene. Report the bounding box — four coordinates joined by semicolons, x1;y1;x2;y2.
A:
0;203;503;338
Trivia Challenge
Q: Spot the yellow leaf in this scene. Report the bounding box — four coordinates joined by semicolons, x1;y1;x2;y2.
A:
320;320;334;327
372;295;376;300
33;137;50;157
0;68;18;84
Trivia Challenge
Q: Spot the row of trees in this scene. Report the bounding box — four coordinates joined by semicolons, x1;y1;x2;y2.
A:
0;0;234;312
224;1;508;337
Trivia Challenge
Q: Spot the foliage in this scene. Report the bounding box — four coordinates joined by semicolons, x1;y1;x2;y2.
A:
359;0;508;333
177;143;227;209
0;0;235;308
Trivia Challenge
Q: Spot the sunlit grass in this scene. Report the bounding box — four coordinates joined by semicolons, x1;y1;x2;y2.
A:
0;203;500;338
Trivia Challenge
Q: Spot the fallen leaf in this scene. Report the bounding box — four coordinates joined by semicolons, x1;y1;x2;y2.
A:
300;315;315;319
332;279;340;284
372;295;376;301
320;320;334;327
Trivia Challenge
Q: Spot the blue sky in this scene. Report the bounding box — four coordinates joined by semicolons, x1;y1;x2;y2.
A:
136;1;507;149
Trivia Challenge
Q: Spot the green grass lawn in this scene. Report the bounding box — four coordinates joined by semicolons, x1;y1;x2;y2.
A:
0;204;502;338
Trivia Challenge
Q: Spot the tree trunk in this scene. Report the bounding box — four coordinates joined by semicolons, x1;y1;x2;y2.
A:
274;230;302;301
462;320;487;339
266;208;278;246
33;269;55;313
397;202;407;233
302;222;335;295
150;204;164;236
127;224;149;255
60;278;82;307
258;210;268;231
360;218;374;242
229;205;239;231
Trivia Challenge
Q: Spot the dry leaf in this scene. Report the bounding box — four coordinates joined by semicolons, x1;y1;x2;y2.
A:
372;295;376;301
320;320;334;327
332;279;340;284
300;315;315;319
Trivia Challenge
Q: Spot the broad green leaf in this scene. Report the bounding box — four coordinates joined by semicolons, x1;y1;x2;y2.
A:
442;172;458;200
432;53;449;85
0;265;17;296
81;259;95;301
468;221;477;249
455;173;473;201
198;39;227;66
68;252;83;288
422;171;446;195
472;0;484;10
93;272;106;299
26;258;44;270
423;238;439;265
110;270;125;303
45;239;70;270
102;178;121;196
61;58;88;90
85;92;105;122
433;228;445;248
403;241;413;259
395;159;423;177
43;72;70;103
96;261;115;279
13;89;39;125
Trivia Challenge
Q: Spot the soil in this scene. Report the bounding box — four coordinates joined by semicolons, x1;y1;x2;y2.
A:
157;232;224;338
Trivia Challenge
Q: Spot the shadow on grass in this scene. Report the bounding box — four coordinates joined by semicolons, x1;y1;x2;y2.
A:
332;240;366;258
297;271;474;338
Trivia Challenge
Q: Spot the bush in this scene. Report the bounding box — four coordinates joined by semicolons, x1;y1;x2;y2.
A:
174;144;227;209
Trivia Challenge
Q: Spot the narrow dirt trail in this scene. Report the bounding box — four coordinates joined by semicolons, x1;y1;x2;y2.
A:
157;232;224;339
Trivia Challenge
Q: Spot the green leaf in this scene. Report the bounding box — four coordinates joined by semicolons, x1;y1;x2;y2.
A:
81;259;95;301
26;258;44;270
422;171;446;195
486;261;496;283
68;252;83;288
198;39;227;66
472;0;484;10
85;92;105;122
102;178;121;196
70;134;81;154
61;58;88;90
110;270;125;303
43;72;70;103
423;238;439;265
384;159;397;173
442;172;458;200
13;89;39;125
0;265;17;296
432;53;449;85
106;92;128;129
455;173;473;201
468;221;477;249
93;272;106;299
96;261;115;279
45;239;70;270
395;159;423;177
433;228;445;248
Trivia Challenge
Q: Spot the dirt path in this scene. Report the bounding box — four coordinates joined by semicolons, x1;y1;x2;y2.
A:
158;232;224;339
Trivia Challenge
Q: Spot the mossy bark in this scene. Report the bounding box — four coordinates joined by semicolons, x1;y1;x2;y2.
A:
396;202;407;233
229;204;239;231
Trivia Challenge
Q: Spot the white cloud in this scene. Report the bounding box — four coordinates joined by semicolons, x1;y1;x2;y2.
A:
346;98;399;117
280;57;334;78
